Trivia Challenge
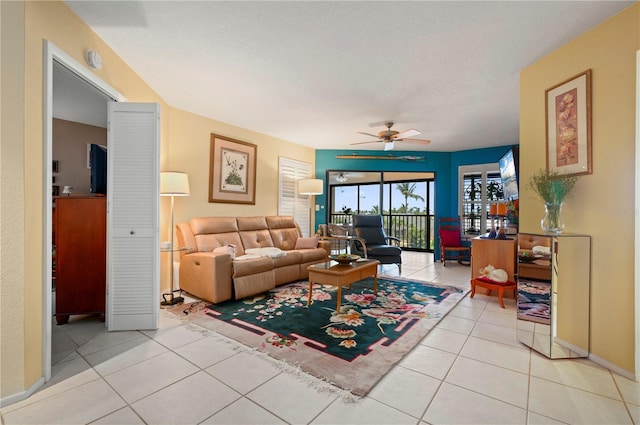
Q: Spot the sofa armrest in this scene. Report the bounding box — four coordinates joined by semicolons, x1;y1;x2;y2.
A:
179;252;233;303
318;239;331;258
176;222;197;259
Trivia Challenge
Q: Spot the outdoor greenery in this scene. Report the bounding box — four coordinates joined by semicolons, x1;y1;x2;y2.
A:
331;182;433;250
464;180;504;201
395;182;426;213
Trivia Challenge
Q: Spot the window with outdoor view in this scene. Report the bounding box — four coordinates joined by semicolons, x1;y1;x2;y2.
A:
459;164;504;238
328;171;435;251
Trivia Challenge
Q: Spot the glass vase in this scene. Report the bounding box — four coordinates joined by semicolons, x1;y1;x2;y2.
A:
541;202;565;234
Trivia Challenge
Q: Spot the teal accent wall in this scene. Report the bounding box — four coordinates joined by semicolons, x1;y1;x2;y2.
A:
314;145;517;257
314;149;450;226
448;145;517;214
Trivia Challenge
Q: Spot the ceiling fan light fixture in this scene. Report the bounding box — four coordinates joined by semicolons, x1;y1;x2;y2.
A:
352;122;430;150
335;173;347;183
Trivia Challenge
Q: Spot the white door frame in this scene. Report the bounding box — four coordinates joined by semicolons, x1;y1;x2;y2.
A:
43;41;124;381
635;50;640;381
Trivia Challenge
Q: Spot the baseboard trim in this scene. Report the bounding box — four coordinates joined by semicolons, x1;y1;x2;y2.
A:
554;337;589;358
588;353;638;382
0;377;45;408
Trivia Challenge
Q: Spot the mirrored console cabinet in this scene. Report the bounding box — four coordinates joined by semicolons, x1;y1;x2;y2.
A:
516;233;591;359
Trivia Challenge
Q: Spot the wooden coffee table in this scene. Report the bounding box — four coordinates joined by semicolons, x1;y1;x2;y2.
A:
307;259;380;310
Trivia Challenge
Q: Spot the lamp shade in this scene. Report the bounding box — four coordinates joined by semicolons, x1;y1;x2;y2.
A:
298;178;323;195
62;185;74;195
160;171;190;196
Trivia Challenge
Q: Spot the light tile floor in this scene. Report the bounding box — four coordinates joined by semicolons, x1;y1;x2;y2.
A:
2;251;639;424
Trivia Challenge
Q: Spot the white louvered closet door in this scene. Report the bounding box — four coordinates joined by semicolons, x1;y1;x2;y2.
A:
107;102;160;331
278;158;312;236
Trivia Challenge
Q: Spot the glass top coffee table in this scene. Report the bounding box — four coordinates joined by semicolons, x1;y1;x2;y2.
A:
306;259;380;310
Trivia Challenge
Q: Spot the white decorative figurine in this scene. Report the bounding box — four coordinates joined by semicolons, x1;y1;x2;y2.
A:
479;264;508;283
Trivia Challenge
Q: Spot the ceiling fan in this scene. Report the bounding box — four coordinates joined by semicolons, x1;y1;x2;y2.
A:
351;121;431;151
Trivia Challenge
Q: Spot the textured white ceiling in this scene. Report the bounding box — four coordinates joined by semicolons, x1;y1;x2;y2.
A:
65;0;633;152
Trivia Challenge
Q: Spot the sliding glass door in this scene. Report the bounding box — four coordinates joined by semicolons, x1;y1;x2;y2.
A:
327;171;435;252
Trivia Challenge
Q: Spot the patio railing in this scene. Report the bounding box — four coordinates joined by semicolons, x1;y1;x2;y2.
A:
329;213;434;251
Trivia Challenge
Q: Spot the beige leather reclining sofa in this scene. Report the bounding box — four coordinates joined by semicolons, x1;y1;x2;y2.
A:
175;216;331;303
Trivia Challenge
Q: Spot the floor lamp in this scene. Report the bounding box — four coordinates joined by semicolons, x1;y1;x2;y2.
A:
298;178;323;237
160;171;190;306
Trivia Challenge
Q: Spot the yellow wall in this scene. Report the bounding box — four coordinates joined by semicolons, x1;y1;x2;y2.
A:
166;108;315;227
0;0;314;401
520;4;638;373
1;0;27;397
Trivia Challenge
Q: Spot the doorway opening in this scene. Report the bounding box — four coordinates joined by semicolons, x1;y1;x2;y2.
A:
44;41;122;382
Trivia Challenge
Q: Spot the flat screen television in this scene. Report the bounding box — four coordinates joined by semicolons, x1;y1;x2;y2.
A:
499;147;519;200
90;144;107;195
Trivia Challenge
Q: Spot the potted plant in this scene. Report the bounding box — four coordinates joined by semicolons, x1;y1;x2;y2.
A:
528;169;579;234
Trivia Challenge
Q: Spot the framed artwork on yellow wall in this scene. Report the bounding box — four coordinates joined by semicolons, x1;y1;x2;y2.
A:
545;69;592;176
209;133;257;204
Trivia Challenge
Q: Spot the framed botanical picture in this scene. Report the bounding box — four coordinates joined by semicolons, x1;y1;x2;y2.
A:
209;134;257;204
545;69;592;176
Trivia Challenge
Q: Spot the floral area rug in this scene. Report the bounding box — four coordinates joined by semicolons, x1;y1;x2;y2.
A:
169;275;467;396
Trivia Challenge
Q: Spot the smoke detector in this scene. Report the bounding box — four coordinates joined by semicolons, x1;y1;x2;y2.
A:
85;50;103;70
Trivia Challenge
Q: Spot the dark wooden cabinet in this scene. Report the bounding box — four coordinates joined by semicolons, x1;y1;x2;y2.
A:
54;196;106;324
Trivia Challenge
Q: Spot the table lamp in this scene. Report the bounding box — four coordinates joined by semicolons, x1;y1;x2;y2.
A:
160;171;190;306
298;178;323;237
298;178;323;196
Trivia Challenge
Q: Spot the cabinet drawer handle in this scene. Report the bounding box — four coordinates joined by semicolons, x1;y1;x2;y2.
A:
130;231;135;235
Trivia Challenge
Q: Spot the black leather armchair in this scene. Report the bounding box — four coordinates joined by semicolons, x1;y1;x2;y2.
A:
350;215;402;272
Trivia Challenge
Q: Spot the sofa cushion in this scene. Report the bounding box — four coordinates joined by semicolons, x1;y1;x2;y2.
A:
266;216;301;251
232;256;274;278
294;236;318;249
237;216;268;231
240;229;275;250
270;227;300;251
190;216;238;235
272;251;301;267
266;216;297;229
195;232;244;253
234;271;275;299
294;247;328;263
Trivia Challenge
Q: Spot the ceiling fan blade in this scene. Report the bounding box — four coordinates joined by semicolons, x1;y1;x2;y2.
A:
350;140;381;146
368;120;392;128
357;131;380;138
398;138;431;145
393;129;421;139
